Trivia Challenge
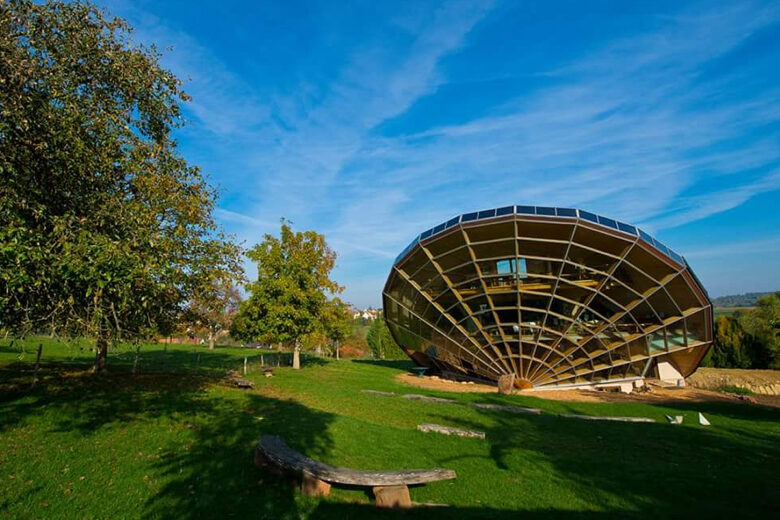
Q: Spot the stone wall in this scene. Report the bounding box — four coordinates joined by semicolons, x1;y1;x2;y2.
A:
686;367;780;396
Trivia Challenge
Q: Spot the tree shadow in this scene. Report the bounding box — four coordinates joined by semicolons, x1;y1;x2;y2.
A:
4;356;777;519
308;502;639;520
425;401;780;518
143;392;335;519
0;366;337;519
351;359;415;370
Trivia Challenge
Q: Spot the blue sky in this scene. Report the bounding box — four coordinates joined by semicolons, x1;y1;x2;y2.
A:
99;0;780;307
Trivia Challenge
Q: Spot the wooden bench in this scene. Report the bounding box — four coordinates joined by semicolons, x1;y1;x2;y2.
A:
254;436;456;508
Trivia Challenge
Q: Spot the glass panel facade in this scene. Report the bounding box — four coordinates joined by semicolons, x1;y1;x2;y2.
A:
384;207;712;388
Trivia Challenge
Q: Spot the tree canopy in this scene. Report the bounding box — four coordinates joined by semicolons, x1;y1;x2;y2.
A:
703;292;780;369
230;221;342;352
0;1;242;369
184;280;242;350
366;313;406;360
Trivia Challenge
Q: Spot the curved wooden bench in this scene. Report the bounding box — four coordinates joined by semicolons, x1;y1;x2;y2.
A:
254;435;456;508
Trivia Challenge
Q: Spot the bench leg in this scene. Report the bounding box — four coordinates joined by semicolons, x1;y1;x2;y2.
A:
301;471;331;497
373;485;411;508
254;449;270;469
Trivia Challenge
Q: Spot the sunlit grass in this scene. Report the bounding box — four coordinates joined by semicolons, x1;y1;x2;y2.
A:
1;337;778;519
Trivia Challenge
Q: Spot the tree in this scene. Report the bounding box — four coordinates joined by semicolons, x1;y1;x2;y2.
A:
740;292;780;368
703;315;753;368
366;314;406;360
321;297;352;359
185;280;241;350
0;1;242;371
230;221;342;368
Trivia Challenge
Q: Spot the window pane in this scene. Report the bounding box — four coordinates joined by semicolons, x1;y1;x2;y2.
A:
625;244;678;283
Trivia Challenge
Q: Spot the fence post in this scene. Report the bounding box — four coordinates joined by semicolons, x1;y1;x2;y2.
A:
243;357;248;376
261;354;264;367
132;344;141;375
32;343;43;387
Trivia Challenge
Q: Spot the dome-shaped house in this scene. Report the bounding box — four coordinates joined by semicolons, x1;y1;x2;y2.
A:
383;206;712;389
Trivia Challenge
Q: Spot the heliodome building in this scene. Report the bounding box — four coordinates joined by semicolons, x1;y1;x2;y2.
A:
382;206;712;390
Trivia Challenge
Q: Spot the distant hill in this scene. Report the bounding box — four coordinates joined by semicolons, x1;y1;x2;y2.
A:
712;291;776;307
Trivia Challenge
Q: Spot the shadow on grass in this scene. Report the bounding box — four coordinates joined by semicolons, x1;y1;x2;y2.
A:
0;367;336;519
427;398;780;519
0;364;646;520
351;359;415;370
3;359;777;519
307;502;640;520
0;345;328;386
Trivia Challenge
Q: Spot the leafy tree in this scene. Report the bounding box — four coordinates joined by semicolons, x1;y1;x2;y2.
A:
703;315;753;368
740;292;780;368
366;314;406;360
185;280;242;350
321;297;352;359
230;221;342;368
0;1;242;370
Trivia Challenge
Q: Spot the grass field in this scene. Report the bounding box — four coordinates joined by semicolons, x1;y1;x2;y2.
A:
713;306;755;317
1;338;778;519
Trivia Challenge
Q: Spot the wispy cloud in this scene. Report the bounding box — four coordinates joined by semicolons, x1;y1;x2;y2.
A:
213;208;277;230
102;0;780;305
344;4;780;233
685;236;780;258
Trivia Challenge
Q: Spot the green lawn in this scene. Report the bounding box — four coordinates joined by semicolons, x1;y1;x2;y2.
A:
713;306;755;317
1;338;778;519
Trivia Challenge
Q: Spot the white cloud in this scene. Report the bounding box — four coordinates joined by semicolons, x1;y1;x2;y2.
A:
685;236;780;259
100;0;780;307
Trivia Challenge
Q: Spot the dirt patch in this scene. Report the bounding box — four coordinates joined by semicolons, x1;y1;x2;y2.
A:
395;373;496;393
528;385;780;408
395;371;780;408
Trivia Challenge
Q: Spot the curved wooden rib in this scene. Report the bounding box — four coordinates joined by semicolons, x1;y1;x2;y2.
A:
383;212;712;389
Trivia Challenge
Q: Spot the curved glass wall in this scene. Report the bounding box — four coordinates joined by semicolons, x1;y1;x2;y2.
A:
383;206;713;389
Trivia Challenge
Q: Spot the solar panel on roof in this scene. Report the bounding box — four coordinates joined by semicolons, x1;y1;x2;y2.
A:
638;229;654;243
617;221;637;235
597;216;618;229
393;207;685;271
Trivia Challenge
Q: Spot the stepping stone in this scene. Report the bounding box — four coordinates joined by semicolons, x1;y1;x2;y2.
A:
469;403;542;415
558;413;655;423
698;412;710;426
362;389;397;397
665;414;684;425
402;394;456;404
417;424;485;439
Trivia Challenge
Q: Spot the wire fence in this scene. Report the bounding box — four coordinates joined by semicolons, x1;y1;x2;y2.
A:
0;338;326;383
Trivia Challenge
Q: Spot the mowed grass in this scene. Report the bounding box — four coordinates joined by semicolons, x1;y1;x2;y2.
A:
1;338;778;519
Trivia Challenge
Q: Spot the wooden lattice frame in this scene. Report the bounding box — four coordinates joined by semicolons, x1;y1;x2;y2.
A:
382;207;713;389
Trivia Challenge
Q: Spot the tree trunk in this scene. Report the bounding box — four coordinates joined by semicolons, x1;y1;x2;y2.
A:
32;343;43;387
208;332;215;350
94;333;108;373
336;340;340;360
293;340;301;370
